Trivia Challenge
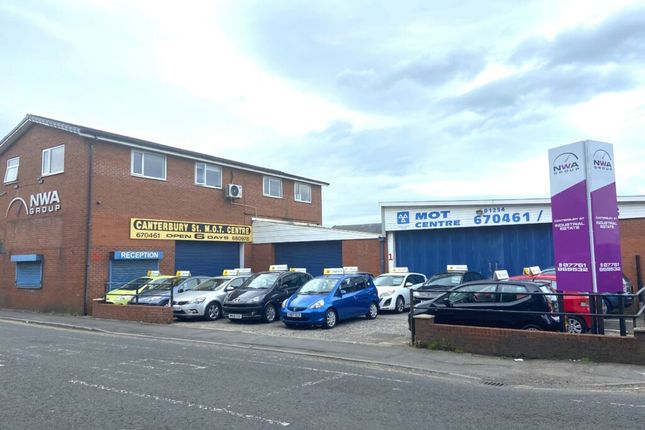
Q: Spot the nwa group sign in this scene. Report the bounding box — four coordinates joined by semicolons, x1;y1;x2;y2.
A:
5;190;62;217
548;141;622;294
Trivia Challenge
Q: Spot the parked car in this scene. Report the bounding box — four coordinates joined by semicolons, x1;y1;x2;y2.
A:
538;267;633;313
222;271;312;322
281;273;379;329
411;270;484;303
511;274;590;334
133;276;210;306
373;269;426;313
412;280;560;331
172;274;252;320
105;275;164;305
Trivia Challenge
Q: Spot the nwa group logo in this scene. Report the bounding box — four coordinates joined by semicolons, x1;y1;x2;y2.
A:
5;190;61;217
592;149;613;171
396;211;410;225
552;152;581;175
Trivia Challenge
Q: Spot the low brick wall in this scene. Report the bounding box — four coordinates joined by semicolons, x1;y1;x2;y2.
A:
414;315;645;365
92;301;173;324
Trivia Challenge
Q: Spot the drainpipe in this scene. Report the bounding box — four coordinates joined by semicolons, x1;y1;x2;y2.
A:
82;138;95;315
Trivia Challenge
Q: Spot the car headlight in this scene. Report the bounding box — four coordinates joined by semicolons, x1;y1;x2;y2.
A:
251;296;261;303
309;299;325;310
379;289;396;298
189;297;206;304
282;299;289;308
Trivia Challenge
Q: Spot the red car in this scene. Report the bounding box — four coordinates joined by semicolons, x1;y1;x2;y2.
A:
510;274;591;334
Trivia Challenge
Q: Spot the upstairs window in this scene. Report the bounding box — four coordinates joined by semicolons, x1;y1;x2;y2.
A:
42;145;65;176
195;163;222;188
263;176;283;198
131;150;166;180
4;157;19;183
294;182;312;203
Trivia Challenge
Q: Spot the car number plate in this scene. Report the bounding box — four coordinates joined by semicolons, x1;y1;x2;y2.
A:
228;313;242;319
287;312;302;318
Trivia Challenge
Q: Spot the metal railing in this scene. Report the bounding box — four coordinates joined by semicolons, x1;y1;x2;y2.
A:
101;284;175;307
409;286;645;343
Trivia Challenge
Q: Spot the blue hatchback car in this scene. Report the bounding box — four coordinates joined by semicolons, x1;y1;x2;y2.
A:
281;273;379;329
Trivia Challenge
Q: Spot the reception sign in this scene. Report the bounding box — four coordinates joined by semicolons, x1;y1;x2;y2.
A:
548;141;622;293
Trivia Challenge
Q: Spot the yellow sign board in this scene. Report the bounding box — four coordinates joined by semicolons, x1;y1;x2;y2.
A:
130;218;252;242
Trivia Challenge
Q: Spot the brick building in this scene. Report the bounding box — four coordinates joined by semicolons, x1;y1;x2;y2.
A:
0;115;382;314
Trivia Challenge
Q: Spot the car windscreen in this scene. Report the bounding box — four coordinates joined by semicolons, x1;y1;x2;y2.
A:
146;278;180;291
242;273;280;289
195;278;230;291
299;278;338;294
118;277;151;291
422;274;462;289
373;275;405;287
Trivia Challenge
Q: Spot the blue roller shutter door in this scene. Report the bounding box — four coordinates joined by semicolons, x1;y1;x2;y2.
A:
16;262;43;289
109;260;160;290
174;241;240;276
395;224;554;278
274;241;342;277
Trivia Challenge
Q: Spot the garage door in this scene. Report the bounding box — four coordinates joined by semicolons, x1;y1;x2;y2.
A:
274;241;342;277
174;241;240;276
109;259;160;291
394;224;554;278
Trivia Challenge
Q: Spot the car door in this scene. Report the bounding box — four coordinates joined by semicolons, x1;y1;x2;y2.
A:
334;278;355;320
496;283;532;328
438;284;498;326
351;277;372;316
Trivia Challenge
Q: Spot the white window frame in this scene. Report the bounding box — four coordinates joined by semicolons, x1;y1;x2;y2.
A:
294;182;312;203
194;162;222;189
41;145;65;177
263;176;283;199
4;157;20;183
131;150;167;181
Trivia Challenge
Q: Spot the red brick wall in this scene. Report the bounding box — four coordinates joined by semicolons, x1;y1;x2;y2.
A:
414;315;645;365
0;124;89;313
92;301;173;324
342;239;382;276
250;243;275;273
619;218;645;288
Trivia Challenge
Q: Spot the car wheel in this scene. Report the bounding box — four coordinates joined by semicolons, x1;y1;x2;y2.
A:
395;296;405;313
263;303;277;323
366;302;378;319
522;324;542;331
323;308;337;329
204;302;221;321
565;316;587;334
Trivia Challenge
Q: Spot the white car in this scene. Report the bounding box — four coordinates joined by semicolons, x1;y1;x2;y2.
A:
374;272;427;313
172;274;251;320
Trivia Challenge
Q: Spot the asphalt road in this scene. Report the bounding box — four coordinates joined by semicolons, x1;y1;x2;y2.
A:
1;320;644;429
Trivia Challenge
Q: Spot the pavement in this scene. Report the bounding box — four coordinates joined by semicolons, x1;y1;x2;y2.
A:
1;307;644;392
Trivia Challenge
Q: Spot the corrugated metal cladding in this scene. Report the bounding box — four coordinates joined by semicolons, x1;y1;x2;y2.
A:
109;260;160;290
274;241;342;277
174;241;240;276
395;224;554;278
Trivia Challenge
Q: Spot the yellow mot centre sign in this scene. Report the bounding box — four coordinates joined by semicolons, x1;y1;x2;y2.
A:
130;218;252;242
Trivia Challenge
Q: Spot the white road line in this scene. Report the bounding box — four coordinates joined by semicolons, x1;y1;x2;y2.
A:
133;358;208;370
69;380;290;427
572;399;645;409
260;374;346;398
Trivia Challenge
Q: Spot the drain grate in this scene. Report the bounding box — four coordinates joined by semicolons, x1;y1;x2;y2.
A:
482;380;505;387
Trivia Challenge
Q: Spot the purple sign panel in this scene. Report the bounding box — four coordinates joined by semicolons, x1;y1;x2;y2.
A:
549;142;593;293
587;142;622;293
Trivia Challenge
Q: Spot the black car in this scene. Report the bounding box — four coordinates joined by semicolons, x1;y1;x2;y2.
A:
222;271;312;323
412;280;559;331
411;271;483;303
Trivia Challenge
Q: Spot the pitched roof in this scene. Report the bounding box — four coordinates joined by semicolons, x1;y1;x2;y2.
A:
0;114;329;186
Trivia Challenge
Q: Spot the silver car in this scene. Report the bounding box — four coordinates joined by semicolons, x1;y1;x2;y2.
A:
172;275;251;320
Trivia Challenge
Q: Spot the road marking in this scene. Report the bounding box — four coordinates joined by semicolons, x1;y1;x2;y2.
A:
68;379;290;427
572;399;645;409
260;374;346;398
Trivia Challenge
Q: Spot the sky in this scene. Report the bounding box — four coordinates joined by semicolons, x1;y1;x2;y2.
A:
1;0;645;226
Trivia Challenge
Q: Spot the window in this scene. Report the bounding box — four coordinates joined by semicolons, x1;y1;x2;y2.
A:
4;157;19;183
263;176;283;198
498;284;529;302
294;182;311;203
11;255;43;289
195;163;222;188
42;145;65;176
131;150;166;180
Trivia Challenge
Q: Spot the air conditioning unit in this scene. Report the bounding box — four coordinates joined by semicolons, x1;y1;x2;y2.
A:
225;184;243;199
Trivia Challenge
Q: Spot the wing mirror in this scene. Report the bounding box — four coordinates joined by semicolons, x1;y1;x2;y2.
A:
405;282;414;287
224;285;234;292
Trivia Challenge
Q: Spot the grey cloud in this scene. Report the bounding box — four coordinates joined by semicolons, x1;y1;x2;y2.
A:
512;5;645;67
